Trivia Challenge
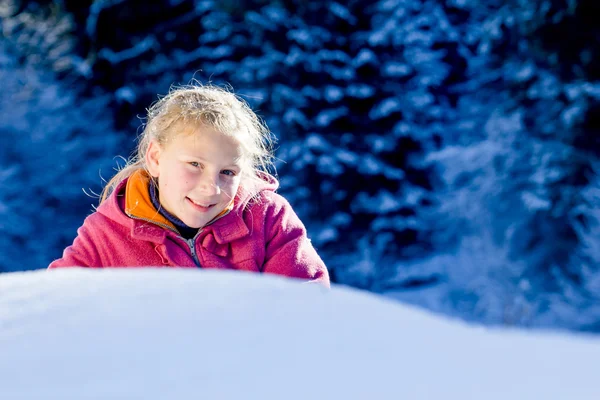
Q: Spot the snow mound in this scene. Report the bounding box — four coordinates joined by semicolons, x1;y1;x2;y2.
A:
1;268;598;399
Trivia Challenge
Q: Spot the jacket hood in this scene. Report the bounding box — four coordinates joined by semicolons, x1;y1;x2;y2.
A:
236;171;279;210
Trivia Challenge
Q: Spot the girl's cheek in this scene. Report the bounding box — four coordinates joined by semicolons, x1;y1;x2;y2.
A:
224;177;240;190
218;180;237;197
180;169;195;185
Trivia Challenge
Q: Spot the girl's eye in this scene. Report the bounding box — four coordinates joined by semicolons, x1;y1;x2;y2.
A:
189;162;201;168
221;169;237;177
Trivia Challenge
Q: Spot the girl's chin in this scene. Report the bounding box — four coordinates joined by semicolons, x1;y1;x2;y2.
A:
180;216;208;229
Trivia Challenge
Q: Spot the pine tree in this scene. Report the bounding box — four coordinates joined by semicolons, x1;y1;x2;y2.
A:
425;0;600;328
0;8;121;271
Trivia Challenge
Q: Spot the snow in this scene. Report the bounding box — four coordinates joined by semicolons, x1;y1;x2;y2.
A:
86;0;129;38
329;3;357;25
282;108;309;128
346;83;375;98
315;107;347;127
1;269;599;399
369;97;402;119
287;29;312;46
317;155;343;175
315;226;338;242
115;86;136;104
324;85;344;102
98;36;157;64
383;61;412;77
353;190;402;213
353;48;377;67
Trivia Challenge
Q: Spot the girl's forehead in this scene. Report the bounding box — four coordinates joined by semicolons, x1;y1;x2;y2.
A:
168;126;243;160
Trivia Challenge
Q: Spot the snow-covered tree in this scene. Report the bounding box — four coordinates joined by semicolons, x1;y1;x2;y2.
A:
421;0;600;328
0;5;121;272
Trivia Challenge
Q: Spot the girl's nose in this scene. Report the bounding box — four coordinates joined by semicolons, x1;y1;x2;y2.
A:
199;173;221;195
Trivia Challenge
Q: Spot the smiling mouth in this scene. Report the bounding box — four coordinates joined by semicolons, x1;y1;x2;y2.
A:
187;198;215;211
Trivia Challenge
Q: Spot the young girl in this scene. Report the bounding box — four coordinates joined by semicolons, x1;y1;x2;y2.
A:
49;84;330;286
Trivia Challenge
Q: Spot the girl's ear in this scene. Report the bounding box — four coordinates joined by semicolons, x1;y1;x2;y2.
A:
146;140;162;178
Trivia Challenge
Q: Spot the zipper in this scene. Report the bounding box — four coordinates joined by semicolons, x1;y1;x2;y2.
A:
185;209;231;268
187;231;202;267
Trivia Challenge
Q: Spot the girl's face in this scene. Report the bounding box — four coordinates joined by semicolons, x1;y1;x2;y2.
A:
146;125;243;229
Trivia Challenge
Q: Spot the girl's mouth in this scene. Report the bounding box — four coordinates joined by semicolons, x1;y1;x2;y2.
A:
187;197;215;212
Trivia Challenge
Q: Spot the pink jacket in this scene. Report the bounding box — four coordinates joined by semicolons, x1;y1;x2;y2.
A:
49;171;330;287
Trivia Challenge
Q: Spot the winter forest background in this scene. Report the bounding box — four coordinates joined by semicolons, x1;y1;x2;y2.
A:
1;0;599;332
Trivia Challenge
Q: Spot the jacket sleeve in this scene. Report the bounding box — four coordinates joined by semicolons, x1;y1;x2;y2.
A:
261;194;330;287
48;214;103;269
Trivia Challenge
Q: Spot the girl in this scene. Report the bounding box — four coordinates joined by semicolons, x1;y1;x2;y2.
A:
49;84;330;287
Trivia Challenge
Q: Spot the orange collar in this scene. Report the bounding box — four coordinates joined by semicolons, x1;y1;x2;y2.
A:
124;169;233;233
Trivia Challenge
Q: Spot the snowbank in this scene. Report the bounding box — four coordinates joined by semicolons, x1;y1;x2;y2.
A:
1;268;598;399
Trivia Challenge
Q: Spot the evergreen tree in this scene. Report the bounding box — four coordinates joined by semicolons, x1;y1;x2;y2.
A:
425;0;600;328
0;8;121;271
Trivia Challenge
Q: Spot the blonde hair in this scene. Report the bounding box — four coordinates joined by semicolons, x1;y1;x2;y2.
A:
100;83;276;203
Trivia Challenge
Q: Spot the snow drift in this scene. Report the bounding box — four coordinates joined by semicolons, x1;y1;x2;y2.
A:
1;268;598;399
